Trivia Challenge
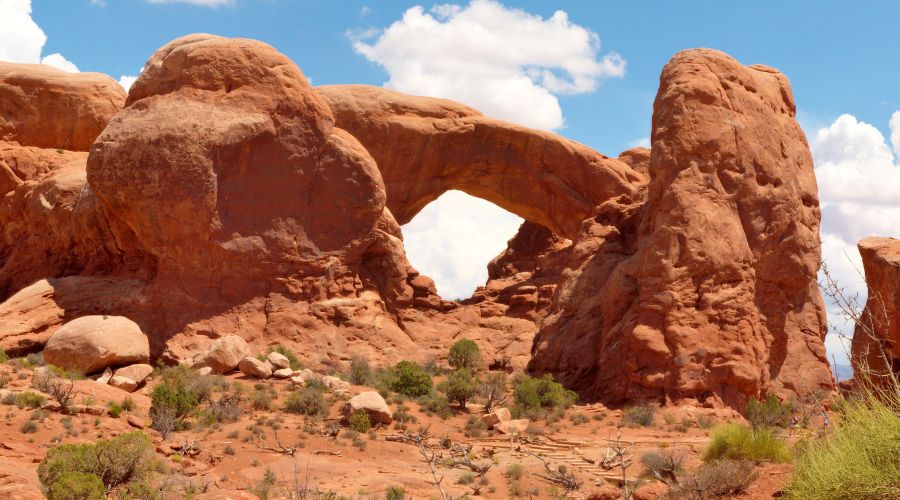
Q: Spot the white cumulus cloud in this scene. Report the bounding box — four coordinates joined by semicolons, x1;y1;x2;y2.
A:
350;0;624;130
402;191;523;299
40;53;79;72
118;74;138;91
0;0;82;73
812;112;900;367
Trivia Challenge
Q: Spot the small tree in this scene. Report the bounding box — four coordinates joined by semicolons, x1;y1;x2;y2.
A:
390;361;433;397
478;372;508;412
442;368;479;410
448;339;482;371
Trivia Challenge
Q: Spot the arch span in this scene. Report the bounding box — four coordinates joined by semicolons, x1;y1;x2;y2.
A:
317;85;644;239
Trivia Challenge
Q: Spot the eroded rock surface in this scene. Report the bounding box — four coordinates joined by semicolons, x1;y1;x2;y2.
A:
854;237;900;380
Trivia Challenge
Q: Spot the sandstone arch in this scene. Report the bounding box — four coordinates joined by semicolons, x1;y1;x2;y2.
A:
317;85;645;239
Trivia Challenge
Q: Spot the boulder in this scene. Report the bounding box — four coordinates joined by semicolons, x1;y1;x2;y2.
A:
266;351;291;370
495;419;529;435
290;369;317;386
96;367;113;385
192;336;251;374
587;484;622;500
197;367;212;376
114;364;153;385
43;315;149;374
343;391;392;425
0;62;126;151
322;375;350;393
481;407;512;428
238;357;273;379
108;375;138;392
272;368;293;379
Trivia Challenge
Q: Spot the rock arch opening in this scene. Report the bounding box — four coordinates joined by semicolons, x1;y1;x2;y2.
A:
401;190;524;299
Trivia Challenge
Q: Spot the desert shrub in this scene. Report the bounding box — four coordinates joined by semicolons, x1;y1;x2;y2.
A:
251;389;273;411
418;392;452;419
150;375;199;437
348;409;371;432
703;423;790;463
48;472;105;500
697;414;716;429
440;368;479;409
0;373;9;388
120;397;136;412
457;471;475;485
201;392;242;424
390;361;432;397
20;420;38;433
785;391;900;499
269;345;302;371
448;338;482;370
108;402;123;418
283;387;328;417
347;354;373;385
34;370;77;413
642;448;685;482
663;459;756;499
512;374;576;419
17;390;47;409
253;468;278;500
505;463;525;480
464;414;488;438
622;403;658;427
385;485;405;500
478;372;508;412
38;432;159;494
0;347;7;363
1;391;16;405
570;413;589;425
26;352;45;366
745;393;793;429
224;445;236;456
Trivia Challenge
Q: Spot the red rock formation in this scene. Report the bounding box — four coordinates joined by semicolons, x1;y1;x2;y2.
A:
317;85;644;238
530;49;832;408
0;62;125;151
854;237;900;380
0;38;834;409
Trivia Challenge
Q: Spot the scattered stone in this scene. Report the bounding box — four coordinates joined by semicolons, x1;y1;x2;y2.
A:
343;391;392;425
495;419;529;435
238;356;272;379
43;315;149;374
481;407;512;428
266;351;290;369
290;369;317;386
109;375;138;392
192;335;250;374
114;363;153;385
126;415;145;429
272;368;293;379
587;484;621;500
96;367;113;384
197;367;212;376
322;375;350;393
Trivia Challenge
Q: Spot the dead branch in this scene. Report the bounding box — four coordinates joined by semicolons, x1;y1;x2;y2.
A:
253;428;297;456
441;443;492;476
524;449;582;492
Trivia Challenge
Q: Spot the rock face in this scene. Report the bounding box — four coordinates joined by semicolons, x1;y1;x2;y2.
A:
529;49;832;408
854;237;900;380
43;315;150;374
0;62;125;151
0;37;835;410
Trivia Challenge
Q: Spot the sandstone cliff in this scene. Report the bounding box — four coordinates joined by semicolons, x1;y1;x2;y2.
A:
854;237;900;382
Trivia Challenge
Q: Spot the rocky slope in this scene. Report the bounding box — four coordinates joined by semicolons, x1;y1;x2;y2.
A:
0;35;835;410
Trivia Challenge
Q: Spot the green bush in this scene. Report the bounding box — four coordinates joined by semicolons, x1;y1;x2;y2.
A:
0;347;8;363
785;392;900;499
347;354;374;385
622;403;658;427
17;391;47;409
440;368;479;409
150;377;199;436
390;361;433;397
448;338;482;370
48;472;105;500
418;392;452;419
512;374;576;418
283;387;328;417
745;393;793;429
108;402;123;418
348;409;371;432
703;423;790;463
38;432;159;495
120;397;136;412
250;389;273;411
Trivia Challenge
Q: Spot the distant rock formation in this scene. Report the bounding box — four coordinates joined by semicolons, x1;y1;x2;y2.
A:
0;36;835;409
854;237;900;382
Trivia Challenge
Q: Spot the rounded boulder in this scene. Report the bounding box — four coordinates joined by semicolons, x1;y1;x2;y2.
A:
43;315;149;374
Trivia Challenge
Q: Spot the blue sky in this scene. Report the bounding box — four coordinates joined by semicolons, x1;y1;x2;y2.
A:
3;0;900;369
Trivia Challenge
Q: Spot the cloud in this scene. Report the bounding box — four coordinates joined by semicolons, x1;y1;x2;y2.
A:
350;0;624;130
402;191;523;299
812;112;900;365
118;74;138;91
144;0;234;6
40;53;79;72
90;0;107;6
0;0;82;73
0;0;47;64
